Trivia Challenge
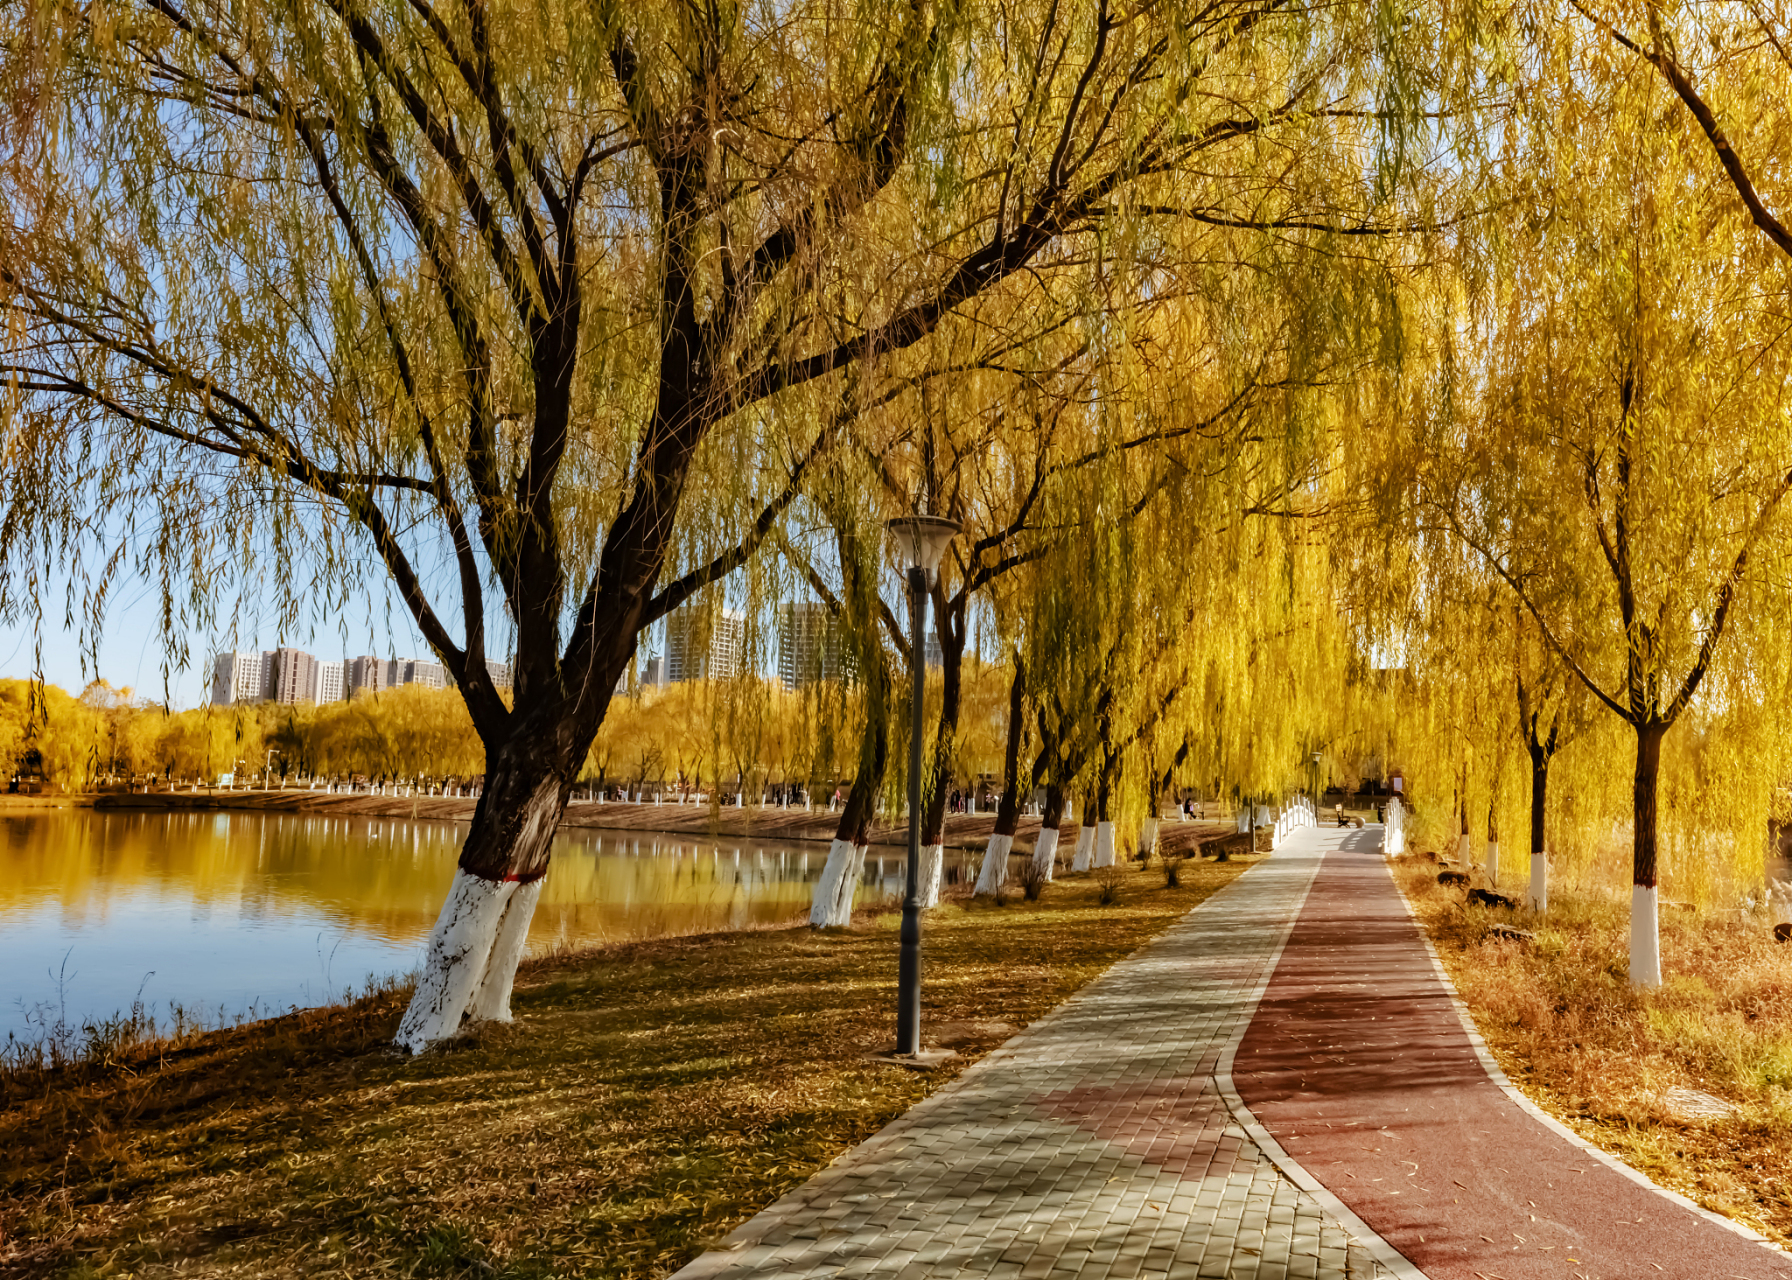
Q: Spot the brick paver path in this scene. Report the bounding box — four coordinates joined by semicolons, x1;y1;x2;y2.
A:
673;827;1392;1280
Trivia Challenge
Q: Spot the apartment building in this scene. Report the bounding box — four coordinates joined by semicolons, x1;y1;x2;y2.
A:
346;655;386;699
664;608;745;683
777;602;850;690
315;660;346;704
210;651;268;705
210;645;508;705
268;648;315;704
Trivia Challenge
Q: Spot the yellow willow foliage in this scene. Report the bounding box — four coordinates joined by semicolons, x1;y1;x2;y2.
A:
0;0;1478;720
291;686;488;779
582;677;876;796
0;680;497;782
1002;333;1371;841
1343;18;1792;905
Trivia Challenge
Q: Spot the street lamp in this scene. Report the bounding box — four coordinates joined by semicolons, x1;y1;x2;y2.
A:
887;513;959;1061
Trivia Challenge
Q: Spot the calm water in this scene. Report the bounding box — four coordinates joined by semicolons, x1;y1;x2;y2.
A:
0;810;952;1042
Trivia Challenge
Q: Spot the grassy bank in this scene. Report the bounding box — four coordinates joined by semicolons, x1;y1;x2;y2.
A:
1;855;1256;1279
1394;858;1792;1246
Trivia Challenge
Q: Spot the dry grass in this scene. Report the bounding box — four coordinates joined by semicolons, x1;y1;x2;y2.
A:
1394;857;1792;1245
1;855;1256;1279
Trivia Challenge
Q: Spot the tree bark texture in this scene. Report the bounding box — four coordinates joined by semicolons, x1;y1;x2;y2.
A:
992;658;1028;839
1633;722;1666;888
921;592;967;850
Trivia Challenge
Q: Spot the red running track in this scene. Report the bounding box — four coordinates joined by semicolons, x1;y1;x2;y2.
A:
1233;834;1792;1280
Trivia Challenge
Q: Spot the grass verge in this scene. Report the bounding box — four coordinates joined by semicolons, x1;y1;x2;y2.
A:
2;854;1255;1279
1393;857;1792;1246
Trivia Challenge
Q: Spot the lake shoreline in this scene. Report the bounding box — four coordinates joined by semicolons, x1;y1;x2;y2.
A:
0;856;1260;1279
4;791;1239;854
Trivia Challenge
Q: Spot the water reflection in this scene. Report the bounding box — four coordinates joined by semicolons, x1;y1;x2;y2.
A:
0;811;958;1040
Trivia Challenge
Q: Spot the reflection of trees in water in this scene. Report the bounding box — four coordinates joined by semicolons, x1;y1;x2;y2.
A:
6;813;975;952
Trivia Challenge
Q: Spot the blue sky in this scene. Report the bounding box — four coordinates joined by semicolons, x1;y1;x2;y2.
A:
0;565;437;709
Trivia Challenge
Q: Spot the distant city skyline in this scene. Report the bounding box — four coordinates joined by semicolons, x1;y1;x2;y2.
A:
210;648;510;707
3;564;961;708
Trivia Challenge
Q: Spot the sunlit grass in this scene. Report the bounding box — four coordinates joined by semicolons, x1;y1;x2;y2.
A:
1395;858;1792;1245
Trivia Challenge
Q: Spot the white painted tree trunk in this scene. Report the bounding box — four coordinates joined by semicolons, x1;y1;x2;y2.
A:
1094;821;1116;868
1456;832;1472;866
1071;824;1095;872
1138;818;1160;859
1630;884;1662;987
1484;839;1500;887
832;844;867;924
1529;852;1548;913
397;869;532;1053
810;838;858;927
467;878;543;1022
920;844;945;907
1383;798;1406;855
1031;828;1059;881
975;833;1013;894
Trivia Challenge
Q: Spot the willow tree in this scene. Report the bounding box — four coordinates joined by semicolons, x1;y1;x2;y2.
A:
1407;29;1792;982
2;0;1473;1047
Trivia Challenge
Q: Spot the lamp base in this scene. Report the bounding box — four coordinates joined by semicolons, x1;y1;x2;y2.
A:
863;1046;959;1070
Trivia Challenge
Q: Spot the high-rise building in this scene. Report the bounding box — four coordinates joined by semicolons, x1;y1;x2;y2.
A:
212;648;452;704
268;648;316;705
778;602;848;690
347;655;386;699
210;651;268;706
406;659;449;690
642;655;664;688
485;660;513;690
925;632;944;670
315;660;346;704
664;608;745;683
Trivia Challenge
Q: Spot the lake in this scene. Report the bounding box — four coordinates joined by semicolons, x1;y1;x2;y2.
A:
0;809;955;1044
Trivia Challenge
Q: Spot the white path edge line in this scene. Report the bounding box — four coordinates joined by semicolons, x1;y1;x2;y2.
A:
1384;849;1792;1263
1214;831;1432;1280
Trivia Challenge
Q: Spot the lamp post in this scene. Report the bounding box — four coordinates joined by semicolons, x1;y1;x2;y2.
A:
887;514;960;1059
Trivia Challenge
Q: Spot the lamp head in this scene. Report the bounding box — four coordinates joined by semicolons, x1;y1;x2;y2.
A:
887;515;961;584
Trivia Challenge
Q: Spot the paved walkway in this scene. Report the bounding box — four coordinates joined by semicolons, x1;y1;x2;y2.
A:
1234;829;1792;1280
673;825;1792;1280
674;826;1390;1280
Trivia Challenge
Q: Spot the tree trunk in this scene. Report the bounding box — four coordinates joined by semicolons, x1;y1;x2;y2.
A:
1071;790;1096;871
812;699;890;927
1484;803;1499;887
811;513;895;928
921;593;966;851
1528;743;1550;912
1031;783;1066;881
1093;753;1119;867
396;729;571;1053
1528;748;1549;856
975;660;1027;896
1630;721;1667;986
